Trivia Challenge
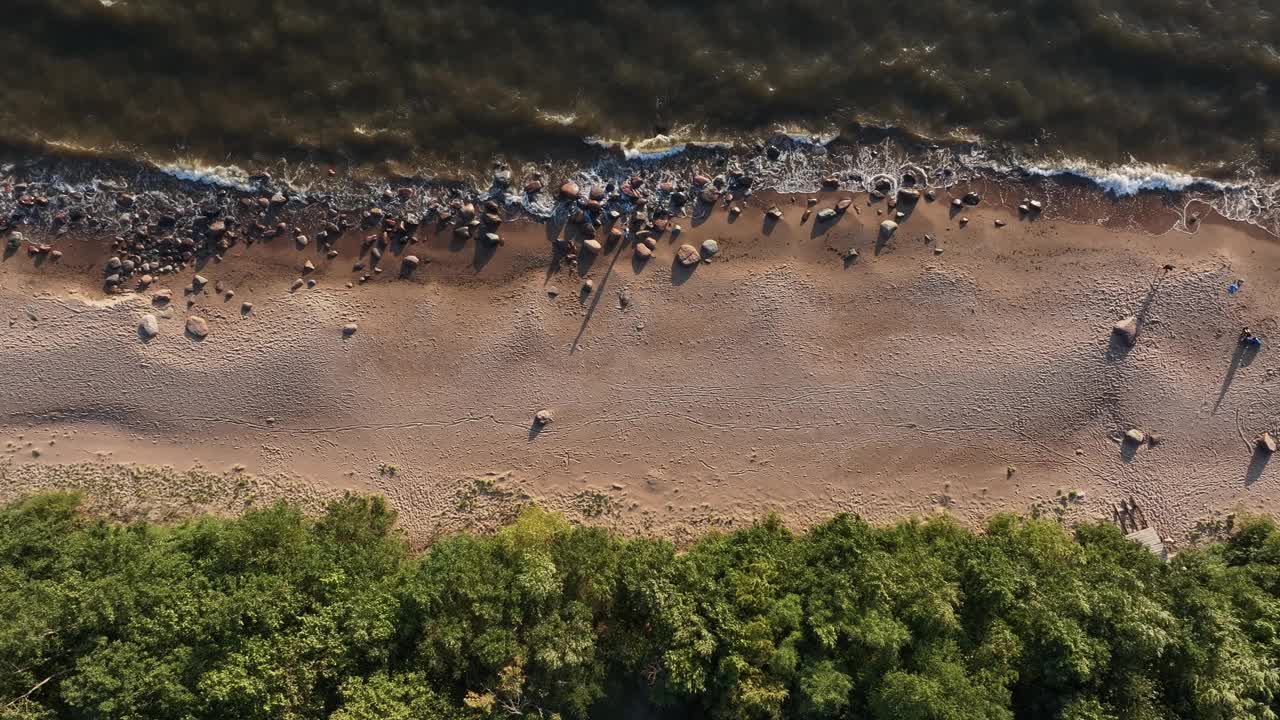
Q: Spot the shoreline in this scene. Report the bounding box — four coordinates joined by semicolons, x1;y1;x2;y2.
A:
4;171;1280;546
2;136;1278;245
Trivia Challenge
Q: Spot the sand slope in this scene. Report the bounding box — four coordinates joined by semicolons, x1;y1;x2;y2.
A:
2;196;1278;543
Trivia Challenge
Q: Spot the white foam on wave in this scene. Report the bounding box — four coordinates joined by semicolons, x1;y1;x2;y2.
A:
155;162;254;192
1017;159;1231;197
584;137;690;162
586;126;736;162
537;111;580;127
976;155;1280;236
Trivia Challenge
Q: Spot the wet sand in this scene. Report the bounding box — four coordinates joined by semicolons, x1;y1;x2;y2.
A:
3;189;1279;544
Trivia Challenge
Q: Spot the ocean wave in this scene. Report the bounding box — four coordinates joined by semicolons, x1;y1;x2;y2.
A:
585;128;735;162
1016;160;1231;197
4;129;1280;240
154;162;255;192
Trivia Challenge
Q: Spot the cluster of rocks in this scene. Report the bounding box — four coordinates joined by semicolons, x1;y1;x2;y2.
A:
5;152;988;303
4;230;58;259
949;190;982;208
546;166;818;269
1017;198;1045;215
78;174;520;290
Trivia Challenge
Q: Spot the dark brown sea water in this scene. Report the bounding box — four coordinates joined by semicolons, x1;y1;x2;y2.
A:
2;0;1277;175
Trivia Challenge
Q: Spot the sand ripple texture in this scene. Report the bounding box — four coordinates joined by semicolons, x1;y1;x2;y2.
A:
2;201;1279;543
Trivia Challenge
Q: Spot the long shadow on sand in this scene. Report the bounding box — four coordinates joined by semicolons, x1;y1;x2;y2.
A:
1245;447;1272;486
1105;268;1172;362
570;238;629;353
1213;342;1259;414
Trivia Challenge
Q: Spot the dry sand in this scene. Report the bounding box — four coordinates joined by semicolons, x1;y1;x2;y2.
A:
3;189;1279;545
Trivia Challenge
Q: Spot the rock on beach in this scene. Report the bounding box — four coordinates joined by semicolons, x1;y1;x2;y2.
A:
676;244;700;266
185;316;209;339
1113;316;1138;346
138;314;159;339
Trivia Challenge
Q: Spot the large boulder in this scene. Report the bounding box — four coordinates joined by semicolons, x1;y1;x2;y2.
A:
879;220;899;239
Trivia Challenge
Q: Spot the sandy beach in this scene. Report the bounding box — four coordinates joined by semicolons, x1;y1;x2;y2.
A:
2;183;1278;545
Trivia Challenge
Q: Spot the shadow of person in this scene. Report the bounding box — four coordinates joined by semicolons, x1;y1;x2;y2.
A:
571;239;628;353
1214;342;1258;414
1245;447;1272;485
